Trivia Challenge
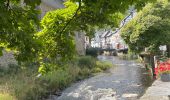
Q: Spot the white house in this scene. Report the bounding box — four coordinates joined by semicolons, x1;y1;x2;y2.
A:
91;29;118;49
91;29;105;48
91;9;135;50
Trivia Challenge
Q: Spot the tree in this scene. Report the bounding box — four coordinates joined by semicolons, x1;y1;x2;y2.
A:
121;0;170;55
39;0;155;55
0;0;41;62
0;0;156;73
37;0;156;72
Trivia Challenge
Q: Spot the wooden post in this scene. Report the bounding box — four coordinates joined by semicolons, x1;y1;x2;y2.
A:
150;55;155;78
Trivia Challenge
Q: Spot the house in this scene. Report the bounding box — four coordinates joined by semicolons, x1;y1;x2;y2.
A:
101;31;112;49
91;9;135;50
110;29;127;50
91;29;118;49
91;29;105;48
91;29;113;49
91;28;127;50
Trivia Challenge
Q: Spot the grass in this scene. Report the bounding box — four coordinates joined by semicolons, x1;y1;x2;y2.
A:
0;93;15;100
0;56;112;100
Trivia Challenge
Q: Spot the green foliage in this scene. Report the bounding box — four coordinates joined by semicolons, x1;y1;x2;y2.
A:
13;81;46;100
71;0;155;26
77;56;96;69
0;64;20;76
37;0;155;72
0;93;15;100
92;61;112;73
36;2;78;71
8;64;20;74
38;62;59;75
118;53;138;60
24;0;41;8
0;0;41;62
0;0;155;72
39;69;72;93
92;67;102;73
78;67;91;78
1;67;45;100
96;61;112;70
0;56;112;100
121;0;170;54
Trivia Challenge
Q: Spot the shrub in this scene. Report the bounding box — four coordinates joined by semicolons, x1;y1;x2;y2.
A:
7;64;20;75
0;64;21;77
96;61;112;70
92;67;102;73
0;67;7;77
77;56;96;69
78;68;91;79
92;61;112;73
86;47;99;57
118;54;137;60
0;56;113;100
65;65;80;81
13;82;46;100
39;69;72;93
8;72;45;100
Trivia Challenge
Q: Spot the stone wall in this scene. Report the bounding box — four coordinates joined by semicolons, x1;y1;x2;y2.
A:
74;32;86;55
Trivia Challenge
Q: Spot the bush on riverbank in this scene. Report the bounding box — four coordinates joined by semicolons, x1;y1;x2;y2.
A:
92;61;112;73
86;47;100;57
118;53;138;60
77;56;96;69
0;56;112;100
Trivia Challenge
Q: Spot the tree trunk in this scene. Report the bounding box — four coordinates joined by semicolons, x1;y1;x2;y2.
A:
167;44;170;57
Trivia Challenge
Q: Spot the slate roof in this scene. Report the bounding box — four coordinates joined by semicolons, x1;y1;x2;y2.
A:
101;31;110;38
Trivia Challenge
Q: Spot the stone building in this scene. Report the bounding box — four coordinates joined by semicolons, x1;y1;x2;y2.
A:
74;32;86;55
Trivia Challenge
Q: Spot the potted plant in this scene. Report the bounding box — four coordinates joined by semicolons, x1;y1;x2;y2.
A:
155;58;170;81
159;70;170;82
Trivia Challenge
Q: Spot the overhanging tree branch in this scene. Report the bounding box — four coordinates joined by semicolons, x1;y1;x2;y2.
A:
6;0;10;10
60;0;81;34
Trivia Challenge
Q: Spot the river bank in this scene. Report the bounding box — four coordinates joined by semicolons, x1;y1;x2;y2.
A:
0;56;112;100
140;79;170;100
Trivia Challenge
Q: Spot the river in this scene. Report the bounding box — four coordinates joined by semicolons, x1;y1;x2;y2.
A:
48;56;153;100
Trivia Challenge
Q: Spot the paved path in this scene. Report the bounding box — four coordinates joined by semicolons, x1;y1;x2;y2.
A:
140;79;170;100
48;56;153;100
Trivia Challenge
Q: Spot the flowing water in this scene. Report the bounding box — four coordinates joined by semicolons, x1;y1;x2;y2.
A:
49;56;153;100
